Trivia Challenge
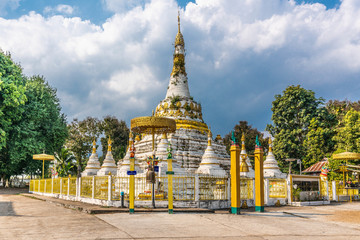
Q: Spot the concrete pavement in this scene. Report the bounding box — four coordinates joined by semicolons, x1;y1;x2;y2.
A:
1;191;360;239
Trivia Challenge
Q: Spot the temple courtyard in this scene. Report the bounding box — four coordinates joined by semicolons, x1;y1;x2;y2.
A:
1;189;359;240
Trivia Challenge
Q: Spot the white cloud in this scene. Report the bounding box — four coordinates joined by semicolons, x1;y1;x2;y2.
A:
102;0;149;13
44;4;75;16
1;0;360;135
0;0;20;16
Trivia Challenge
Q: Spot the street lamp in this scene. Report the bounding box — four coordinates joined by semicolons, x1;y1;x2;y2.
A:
285;158;297;175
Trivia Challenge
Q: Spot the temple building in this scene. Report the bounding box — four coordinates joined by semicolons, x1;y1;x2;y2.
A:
133;14;230;174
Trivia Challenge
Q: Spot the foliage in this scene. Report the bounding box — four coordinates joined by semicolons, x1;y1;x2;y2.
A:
266;85;325;173
0;55;67;182
333;108;360;153
66;117;101;177
0;51;27;150
302;108;337;168
224;121;269;157
99;116;129;163
55;148;76;177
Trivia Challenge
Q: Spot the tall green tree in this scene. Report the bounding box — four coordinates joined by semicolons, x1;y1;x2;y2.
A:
333;108;360;153
0;51;27;184
8;75;68;179
99;116;129;163
224;121;269;157
266;85;324;172
66;117;101;177
303;107;336;168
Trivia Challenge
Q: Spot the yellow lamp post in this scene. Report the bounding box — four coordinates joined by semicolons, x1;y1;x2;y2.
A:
33;154;55;179
254;137;264;212
230;131;241;214
167;142;174;214
131;116;176;209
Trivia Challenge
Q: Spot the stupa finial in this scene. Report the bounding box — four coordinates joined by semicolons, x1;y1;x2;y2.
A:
268;138;272;152
92;138;96;154
207;129;212;146
178;9;181;33
107;136;112;152
241;133;246;150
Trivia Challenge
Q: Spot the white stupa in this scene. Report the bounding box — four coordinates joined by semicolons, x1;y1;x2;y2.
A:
196;131;227;176
239;133;255;178
82;139;101;176
156;134;186;175
117;132;141;176
97;137;117;176
264;138;286;178
135;13;230;173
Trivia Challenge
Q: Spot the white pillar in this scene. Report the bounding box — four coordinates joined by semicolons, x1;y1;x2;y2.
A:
108;175;112;204
264;179;270;206
195;174;199;202
332;181;337;202
77;177;81;200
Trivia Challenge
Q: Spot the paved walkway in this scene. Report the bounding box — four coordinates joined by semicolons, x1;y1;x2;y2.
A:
1;191;360;239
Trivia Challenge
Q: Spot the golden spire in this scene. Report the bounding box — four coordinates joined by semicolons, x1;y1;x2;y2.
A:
268;138;272;152
175;11;184;47
178;9;180;33
107;136;112;152
207;129;212;146
92;138;96;154
241;133;246;151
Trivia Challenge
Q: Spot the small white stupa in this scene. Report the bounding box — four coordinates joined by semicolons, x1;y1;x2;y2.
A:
82;139;101;176
196;130;227;176
156;133;186;175
117;132;141;176
264;138;286;178
98;137;117;176
240;133;255;178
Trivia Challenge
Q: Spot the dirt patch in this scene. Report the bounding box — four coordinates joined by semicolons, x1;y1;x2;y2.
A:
327;209;360;224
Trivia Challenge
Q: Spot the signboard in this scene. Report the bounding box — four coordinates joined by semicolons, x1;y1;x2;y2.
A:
127;171;137;175
154;166;159;172
166;171;174;175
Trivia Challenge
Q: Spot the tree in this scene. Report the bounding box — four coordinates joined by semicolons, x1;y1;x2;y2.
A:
99;116;129;163
0;64;67;184
266;85;324;172
55;148;76;177
0;51;27;150
224;121;269;159
6;76;68;180
303;107;336;168
333;108;360;153
66;117;101;177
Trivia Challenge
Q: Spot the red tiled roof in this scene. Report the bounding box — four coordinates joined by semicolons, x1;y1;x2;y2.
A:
303;160;329;173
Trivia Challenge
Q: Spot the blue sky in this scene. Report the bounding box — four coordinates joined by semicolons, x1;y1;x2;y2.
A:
1;0;359;137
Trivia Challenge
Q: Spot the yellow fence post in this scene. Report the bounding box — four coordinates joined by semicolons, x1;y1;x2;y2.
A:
254;142;264;212
129;139;136;214
230;133;241;214
167;143;174;214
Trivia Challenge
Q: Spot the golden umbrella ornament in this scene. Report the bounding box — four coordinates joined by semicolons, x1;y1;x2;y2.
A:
332;152;360;188
131;115;176;208
33;153;55;179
